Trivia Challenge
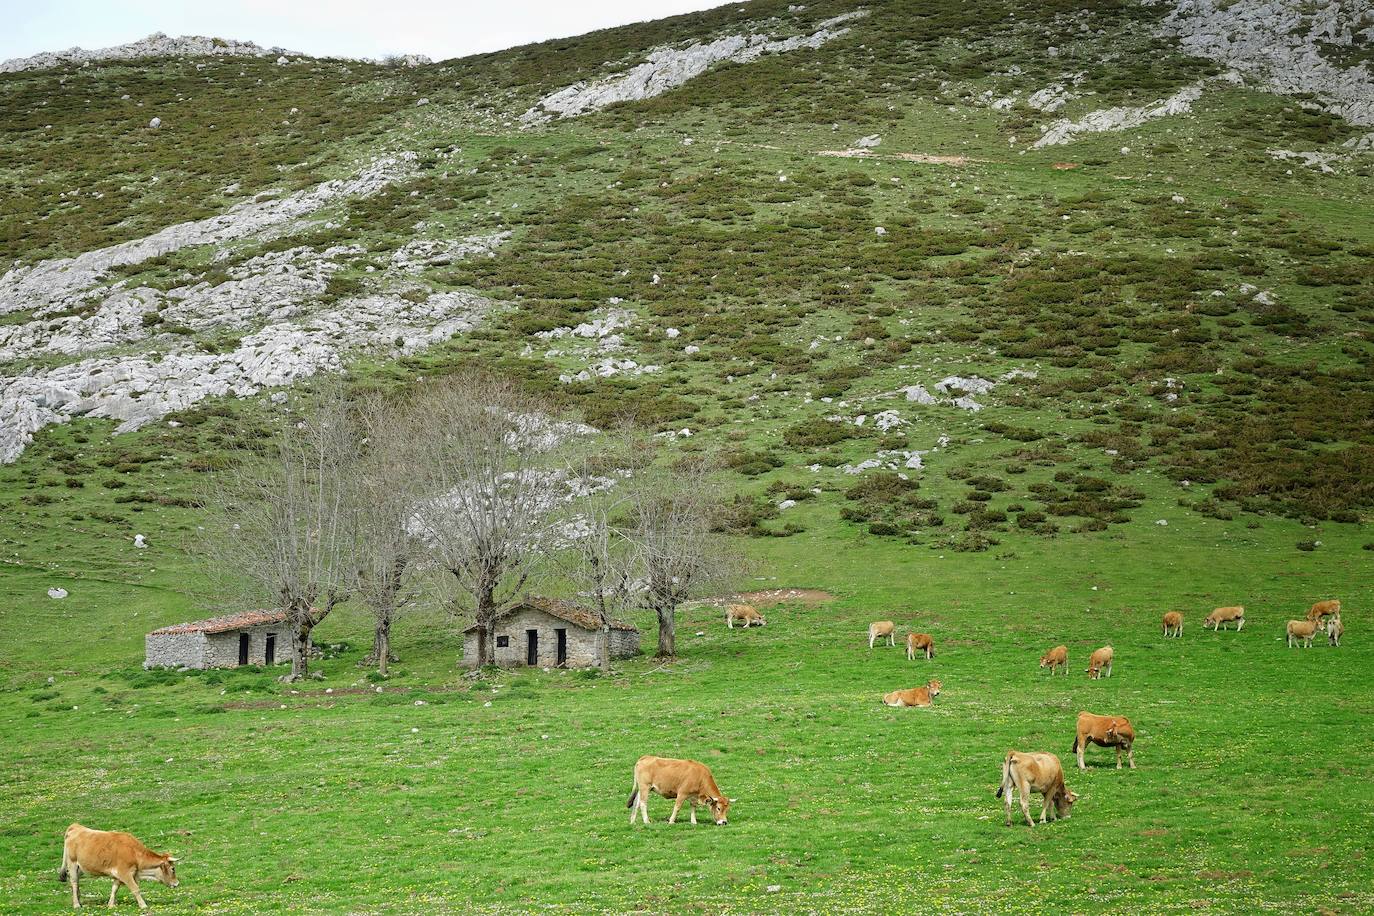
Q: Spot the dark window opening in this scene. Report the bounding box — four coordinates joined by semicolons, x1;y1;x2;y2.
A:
556;628;568;667
238;632;250;666
264;634;276;666
496;635;509;648
526;629;539;666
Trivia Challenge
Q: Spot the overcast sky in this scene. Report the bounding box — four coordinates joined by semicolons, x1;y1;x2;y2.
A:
0;0;732;63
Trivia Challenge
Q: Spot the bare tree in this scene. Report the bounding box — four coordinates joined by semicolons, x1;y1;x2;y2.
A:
199;384;354;681
623;449;732;658
347;392;424;677
407;373;573;668
556;444;638;670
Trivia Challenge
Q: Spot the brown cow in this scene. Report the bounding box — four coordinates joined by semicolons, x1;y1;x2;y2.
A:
1086;646;1114;679
906;632;935;661
1204;606;1245;632
725;604;765;629
58;823;178;910
1286;619;1319;648
996;751;1077;827
1040;645;1068;675
868;621;896;648
628;756;733;826
1306;599;1340;623
1161;611;1183;638
1073;712;1136;770
882;679;942;707
1328;616;1344;647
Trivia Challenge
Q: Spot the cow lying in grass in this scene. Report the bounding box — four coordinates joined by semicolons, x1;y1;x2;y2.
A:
1040;645;1068;675
1204;606;1245;631
59;823;178;910
1286;619;1319;648
997;751;1077;827
628;756;733;826
1307;599;1340;623
868;621;896;648
1074;712;1136;770
1328;616;1344;647
1086;646;1114;679
906;632;934;660
725;604;765;628
882;680;941;707
1161;611;1183;637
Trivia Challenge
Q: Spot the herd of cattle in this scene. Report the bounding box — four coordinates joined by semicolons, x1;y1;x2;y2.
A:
55;598;1349;907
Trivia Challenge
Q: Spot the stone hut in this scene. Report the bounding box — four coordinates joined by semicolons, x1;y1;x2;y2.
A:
462;597;640;668
145;610;289;669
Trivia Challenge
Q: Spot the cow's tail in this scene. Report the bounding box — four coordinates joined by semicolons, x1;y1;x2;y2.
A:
996;753;1014;798
627;784;639;809
1072;734;1079;754
57;845;69;883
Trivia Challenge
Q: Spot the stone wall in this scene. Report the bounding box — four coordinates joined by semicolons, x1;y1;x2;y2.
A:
144;631;208;669
462;606;640;668
205;622;289;668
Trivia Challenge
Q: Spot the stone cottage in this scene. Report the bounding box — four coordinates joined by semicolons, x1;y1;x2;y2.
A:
462;597;640;668
145;610;289;669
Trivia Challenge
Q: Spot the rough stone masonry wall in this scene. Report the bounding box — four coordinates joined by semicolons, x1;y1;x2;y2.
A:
144;631;208;669
463;607;638;668
204;622;289;668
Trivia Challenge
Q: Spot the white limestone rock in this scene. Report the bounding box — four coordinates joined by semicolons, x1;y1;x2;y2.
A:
521;11;868;123
1;32;305;73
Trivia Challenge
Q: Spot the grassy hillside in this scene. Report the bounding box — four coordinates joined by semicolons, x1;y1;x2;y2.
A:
2;0;1372;912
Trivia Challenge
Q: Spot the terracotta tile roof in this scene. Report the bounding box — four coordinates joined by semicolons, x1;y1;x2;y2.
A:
149;609;289;636
463;596;639;633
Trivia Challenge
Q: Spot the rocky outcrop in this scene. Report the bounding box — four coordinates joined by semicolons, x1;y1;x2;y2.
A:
1;33;303;73
1147;0;1374;128
521;10;867;123
0;290;495;462
0;154;418;316
1033;81;1205;147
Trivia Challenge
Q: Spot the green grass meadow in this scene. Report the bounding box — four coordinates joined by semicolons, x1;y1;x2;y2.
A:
3;496;1371;914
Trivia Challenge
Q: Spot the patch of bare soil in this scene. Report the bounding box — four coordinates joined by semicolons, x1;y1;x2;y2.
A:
732;588;834;607
1052;161;1080;170
817;148;976;165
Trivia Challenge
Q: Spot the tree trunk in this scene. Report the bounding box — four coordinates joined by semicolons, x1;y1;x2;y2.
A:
290;623;312;680
364;611;395;674
655;602;676;658
475;579;496;667
599;625;612;670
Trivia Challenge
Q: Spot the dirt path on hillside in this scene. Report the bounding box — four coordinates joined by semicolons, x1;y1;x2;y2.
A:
816;148;979;165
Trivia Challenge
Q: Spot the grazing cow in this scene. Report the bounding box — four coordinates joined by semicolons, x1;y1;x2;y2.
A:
1327;616;1344;647
996;751;1077;827
627;756;733;826
1307;599;1341;623
868;621;896;649
1073;712;1136;770
906;632;935;661
1286;619;1319;648
58;823;178;910
725;603;765;628
1040;645;1068;675
882;680;942;707
1204;606;1245;632
1161;611;1183;638
1086;646;1114;679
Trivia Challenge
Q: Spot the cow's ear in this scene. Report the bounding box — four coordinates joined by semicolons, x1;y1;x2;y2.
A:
167;857;179;863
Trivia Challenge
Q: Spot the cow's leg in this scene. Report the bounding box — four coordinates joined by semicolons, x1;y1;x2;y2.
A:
1004;786;1014;827
640;791;651;825
125;875;147;911
689;801;697;826
71;867;80;909
888;633;895;647
1127;744;1136;769
1022;789;1036;827
108;880;118;907
1077;740;1085;770
868;632;875;649
1236;617;1244;631
669;796;683;824
1116;745;1123;769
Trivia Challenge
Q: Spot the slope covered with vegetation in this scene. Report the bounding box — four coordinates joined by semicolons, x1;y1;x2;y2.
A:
1;0;1372;912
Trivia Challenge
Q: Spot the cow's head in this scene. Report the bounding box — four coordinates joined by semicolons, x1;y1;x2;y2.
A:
139;857;178;888
926;680;942;697
1057;789;1079;818
707;795;733;825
